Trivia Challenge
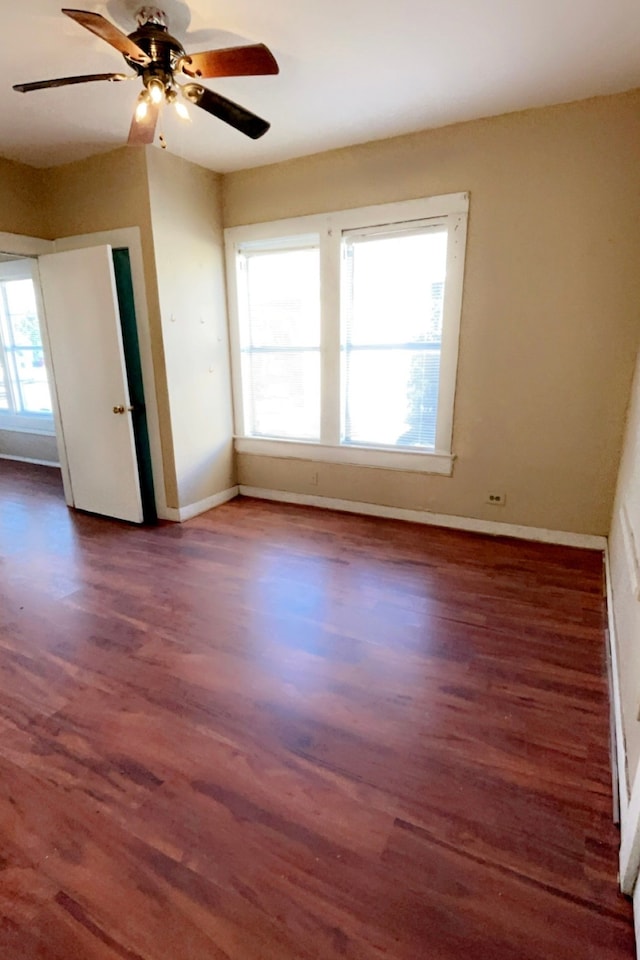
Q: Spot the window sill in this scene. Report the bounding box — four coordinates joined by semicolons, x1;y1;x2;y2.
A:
234;437;454;475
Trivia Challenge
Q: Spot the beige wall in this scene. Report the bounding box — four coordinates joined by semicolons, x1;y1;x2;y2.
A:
146;149;235;508
42;147;151;241
224;90;640;536
0;156;46;239
41;147;179;506
610;348;640;789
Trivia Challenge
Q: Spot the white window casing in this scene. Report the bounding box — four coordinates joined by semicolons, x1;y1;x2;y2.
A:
225;192;469;476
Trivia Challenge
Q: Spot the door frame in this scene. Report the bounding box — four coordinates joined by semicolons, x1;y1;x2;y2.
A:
53;227;168;519
0;232;52;258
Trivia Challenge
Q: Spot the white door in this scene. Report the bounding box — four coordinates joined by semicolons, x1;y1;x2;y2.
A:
38;246;143;523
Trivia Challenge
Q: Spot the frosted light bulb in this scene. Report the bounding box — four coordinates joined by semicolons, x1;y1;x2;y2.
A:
135;98;148;120
175;101;190;121
147;78;164;104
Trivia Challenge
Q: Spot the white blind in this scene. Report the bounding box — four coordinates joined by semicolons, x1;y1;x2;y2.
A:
238;241;321;441
341;225;448;450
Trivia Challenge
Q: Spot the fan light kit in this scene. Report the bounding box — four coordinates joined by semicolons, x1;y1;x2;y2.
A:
13;6;279;145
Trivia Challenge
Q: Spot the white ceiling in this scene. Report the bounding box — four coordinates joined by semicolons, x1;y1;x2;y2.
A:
3;0;640;174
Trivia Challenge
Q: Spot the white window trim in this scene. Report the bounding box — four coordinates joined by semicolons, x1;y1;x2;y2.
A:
235;437;454;475
225;192;469;474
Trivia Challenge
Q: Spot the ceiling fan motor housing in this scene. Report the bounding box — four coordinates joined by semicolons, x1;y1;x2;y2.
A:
125;20;185;89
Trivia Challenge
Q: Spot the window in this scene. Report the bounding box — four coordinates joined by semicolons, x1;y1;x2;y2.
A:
237;236;321;441
225;193;468;475
342;223;447;450
0;258;54;433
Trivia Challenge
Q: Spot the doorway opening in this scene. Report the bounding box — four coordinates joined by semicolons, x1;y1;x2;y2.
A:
1;243;159;525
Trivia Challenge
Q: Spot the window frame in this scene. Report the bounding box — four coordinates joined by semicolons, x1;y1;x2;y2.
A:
0;257;55;435
225;192;469;476
235;233;323;443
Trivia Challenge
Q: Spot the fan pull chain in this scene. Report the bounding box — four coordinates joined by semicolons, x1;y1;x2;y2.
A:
158;103;168;149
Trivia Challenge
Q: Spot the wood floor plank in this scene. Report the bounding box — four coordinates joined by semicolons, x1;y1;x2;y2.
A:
0;460;634;958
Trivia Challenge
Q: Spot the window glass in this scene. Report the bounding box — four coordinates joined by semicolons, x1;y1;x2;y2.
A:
0;272;53;420
341;228;447;449
239;246;321;441
0;362;8;410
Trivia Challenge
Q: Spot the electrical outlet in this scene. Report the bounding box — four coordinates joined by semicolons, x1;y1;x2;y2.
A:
486;491;506;506
310;471;319;486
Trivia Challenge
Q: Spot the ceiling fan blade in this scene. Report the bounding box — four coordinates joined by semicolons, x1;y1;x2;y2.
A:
181;43;278;79
128;101;160;145
184;84;270;139
13;72;129;93
62;9;149;64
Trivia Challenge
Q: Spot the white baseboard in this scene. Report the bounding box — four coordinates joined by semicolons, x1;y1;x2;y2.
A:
0;454;60;468
622;763;640;897
604;548;629;828
607;534;640;898
238;486;607;550
159;485;239;522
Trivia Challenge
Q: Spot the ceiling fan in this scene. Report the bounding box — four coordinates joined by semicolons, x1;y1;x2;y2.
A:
13;6;279;144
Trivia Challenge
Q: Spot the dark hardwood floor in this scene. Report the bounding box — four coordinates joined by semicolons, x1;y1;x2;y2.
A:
0;459;634;958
